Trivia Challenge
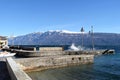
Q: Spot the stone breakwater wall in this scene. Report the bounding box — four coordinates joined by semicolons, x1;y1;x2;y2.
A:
15;55;94;72
39;47;64;51
40;51;65;56
9;46;64;51
12;50;105;57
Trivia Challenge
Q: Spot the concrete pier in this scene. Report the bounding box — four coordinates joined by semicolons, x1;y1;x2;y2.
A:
15;55;94;72
0;46;115;80
2;46;114;80
0;55;93;80
0;58;11;80
0;55;94;80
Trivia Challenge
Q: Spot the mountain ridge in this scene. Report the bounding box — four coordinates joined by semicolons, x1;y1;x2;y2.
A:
8;30;120;45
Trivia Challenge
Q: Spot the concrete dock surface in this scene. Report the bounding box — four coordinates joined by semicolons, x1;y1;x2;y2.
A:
0;58;11;80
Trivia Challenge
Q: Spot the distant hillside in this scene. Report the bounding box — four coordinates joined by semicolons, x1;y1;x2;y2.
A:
8;30;120;46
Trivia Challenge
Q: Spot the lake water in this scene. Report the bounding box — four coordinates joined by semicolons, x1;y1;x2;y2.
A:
27;45;120;80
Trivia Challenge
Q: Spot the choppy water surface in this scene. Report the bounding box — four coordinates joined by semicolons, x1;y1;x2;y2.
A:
27;45;120;80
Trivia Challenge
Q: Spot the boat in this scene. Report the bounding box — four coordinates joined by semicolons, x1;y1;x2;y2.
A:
0;51;16;57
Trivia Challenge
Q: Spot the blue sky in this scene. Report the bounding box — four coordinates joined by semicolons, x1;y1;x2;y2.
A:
0;0;120;36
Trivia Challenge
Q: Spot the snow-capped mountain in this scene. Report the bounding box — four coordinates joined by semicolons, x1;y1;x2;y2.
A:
47;30;86;34
8;30;120;45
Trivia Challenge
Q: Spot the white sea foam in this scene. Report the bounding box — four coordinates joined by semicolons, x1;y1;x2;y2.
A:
69;43;80;51
69;43;94;51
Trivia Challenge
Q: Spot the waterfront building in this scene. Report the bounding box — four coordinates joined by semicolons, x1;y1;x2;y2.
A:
0;36;8;48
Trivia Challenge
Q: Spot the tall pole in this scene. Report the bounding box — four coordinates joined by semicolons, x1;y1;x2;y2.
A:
91;26;94;50
81;27;84;49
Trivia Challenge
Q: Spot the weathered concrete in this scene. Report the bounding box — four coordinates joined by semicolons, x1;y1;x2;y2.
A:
40;51;65;56
15;55;94;72
39;47;64;51
0;58;11;80
15;50;65;57
14;49;113;57
6;57;32;80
